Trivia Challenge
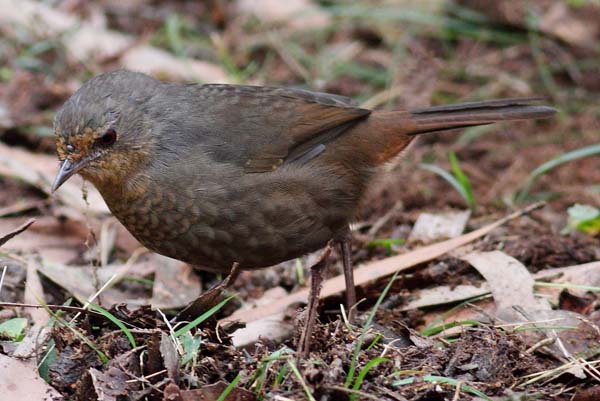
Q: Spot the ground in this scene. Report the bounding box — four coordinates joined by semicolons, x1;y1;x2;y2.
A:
0;1;599;400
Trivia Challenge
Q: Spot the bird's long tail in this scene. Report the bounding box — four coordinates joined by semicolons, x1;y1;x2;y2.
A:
406;97;556;135
356;97;556;165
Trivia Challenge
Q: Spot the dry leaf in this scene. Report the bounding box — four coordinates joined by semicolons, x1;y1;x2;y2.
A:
151;257;201;309
461;251;550;320
121;46;230;83
23;257;48;326
0;216;91;264
401;283;490;311
0;354;63;400
409;210;471;243
236;0;329;30
163;381;255;401
0;142;109;216
230;287;292;347
37;256;156;307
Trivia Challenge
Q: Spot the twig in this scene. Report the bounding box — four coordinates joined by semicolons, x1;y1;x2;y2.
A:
0;301;102;316
0;265;7;297
0;219;35;247
525;337;555;355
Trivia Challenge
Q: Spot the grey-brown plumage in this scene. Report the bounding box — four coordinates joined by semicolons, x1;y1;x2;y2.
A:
52;70;556;274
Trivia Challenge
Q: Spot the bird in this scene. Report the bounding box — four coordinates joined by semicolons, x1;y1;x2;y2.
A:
51;69;555;353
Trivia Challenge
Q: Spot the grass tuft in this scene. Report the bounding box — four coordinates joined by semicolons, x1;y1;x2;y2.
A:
419;152;476;210
345;270;400;388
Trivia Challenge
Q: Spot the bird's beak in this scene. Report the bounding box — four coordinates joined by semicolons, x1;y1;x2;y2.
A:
51;159;85;193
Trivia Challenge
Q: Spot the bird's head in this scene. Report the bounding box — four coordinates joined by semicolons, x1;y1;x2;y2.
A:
52;70;159;193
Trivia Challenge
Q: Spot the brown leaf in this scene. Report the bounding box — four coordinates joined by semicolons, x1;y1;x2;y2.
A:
236;0;329;31
23;257;46;319
37;255;157;307
408;210;471;244
164;381;255;401
461;250;550;321
88;367;130;401
151;257;202;309
0;142;109;216
160;332;180;383
0;354;63;400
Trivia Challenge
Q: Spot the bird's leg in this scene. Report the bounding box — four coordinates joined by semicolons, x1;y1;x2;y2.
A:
338;228;356;320
297;243;332;357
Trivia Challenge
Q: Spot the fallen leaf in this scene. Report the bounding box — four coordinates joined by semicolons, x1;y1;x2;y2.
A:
163;381;255;401
230;286;292;347
88;367;130;401
461;251;550;321
0;0;229;83
0;353;63;400
24;257;49;327
37;256;156;307
0;216;91;264
409;209;471;244
457;0;600;50
400;283;490;311
151;257;201;309
160;332;180;382
408;261;600;314
236;0;329;31
0;142;109;216
121;46;230;83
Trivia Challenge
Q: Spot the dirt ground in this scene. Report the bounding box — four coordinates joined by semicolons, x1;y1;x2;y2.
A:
0;1;599;400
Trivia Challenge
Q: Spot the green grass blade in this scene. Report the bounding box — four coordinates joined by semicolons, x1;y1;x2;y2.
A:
88;303;137;348
456;125;496;146
345;270;400;387
393;375;492;400
351;357;389;400
165;15;185;57
515;143;600;202
367;238;405;256
288;359;316;401
421;320;481;337
216;373;241;401
175;295;236;337
418;163;472;208
68;325;109;363
448;152;476;210
421;293;491;335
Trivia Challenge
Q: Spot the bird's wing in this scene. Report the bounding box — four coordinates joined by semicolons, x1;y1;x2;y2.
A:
187;84;371;172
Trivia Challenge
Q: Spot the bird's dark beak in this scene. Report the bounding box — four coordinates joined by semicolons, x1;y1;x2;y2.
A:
51;159;84;193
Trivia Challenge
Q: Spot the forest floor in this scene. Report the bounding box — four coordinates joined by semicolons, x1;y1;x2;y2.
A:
0;1;599;400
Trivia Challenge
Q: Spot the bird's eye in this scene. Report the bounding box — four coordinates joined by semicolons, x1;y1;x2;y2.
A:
98;129;117;146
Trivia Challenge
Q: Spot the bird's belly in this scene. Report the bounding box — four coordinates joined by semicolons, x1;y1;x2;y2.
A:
105;180;354;272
